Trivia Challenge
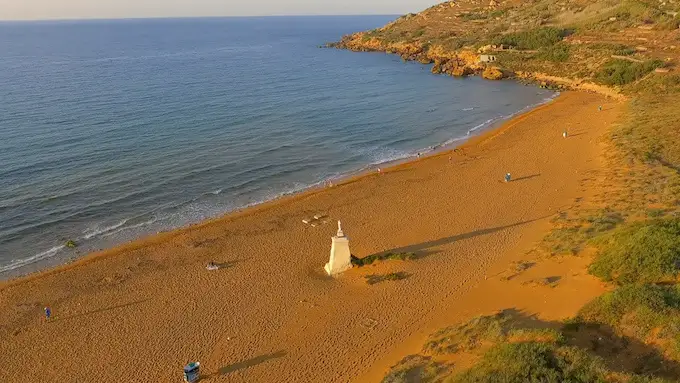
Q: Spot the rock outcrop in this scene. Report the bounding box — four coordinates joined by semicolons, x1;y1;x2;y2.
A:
482;66;505;80
329;33;505;80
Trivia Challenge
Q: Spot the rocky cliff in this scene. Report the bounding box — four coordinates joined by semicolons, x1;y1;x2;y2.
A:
330;34;494;79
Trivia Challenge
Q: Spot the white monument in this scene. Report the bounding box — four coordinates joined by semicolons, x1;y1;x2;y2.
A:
324;221;352;276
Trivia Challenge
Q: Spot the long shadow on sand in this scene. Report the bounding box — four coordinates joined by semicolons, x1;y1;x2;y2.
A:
364;217;548;260
212;259;248;270
511;173;541;182
52;298;151;322
216;351;287;375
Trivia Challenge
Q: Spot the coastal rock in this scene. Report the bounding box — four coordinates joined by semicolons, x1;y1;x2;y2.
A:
451;65;473;77
482;66;505;80
431;59;447;74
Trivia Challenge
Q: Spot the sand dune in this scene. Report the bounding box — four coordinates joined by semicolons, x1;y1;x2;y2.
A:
0;91;620;382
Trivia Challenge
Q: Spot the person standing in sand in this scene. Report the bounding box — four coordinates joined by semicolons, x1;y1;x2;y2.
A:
44;307;51;321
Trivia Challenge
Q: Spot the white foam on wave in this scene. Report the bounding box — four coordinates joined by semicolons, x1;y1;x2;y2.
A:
467;117;497;135
369;150;414;166
440;135;470;147
83;219;128;240
462;107;475;111
101;218;158;238
0;245;65;274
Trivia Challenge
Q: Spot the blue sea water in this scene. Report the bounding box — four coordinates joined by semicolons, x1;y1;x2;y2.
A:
0;16;554;278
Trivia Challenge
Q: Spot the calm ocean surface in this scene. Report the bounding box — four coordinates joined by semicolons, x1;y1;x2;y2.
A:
0;16;555;278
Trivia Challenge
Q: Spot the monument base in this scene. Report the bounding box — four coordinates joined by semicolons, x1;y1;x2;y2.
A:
324;261;352;276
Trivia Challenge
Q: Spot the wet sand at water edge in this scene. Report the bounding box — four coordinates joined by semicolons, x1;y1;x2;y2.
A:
0;91;620;382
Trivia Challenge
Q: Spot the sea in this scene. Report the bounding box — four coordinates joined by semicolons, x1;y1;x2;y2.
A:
0;16;555;279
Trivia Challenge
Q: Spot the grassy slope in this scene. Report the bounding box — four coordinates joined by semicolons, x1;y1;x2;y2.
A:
334;1;680;382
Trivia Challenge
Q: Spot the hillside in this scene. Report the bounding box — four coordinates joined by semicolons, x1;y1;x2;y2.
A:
331;0;679;87
332;1;680;382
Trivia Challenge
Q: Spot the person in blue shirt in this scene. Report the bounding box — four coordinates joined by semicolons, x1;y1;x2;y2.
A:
44;307;51;321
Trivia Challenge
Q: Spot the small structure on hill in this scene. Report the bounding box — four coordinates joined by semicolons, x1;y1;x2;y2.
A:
479;54;497;63
325;221;352;276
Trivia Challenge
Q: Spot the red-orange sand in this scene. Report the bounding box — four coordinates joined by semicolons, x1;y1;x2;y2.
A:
0;91;620;382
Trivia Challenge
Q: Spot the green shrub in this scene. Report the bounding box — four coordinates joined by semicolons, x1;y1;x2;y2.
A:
538;42;571;62
412;28;426;38
382;355;448;383
460;12;487;21
577;284;678;329
589;219;680;284
542;208;624;256
425;313;510;355
613;45;637;56
424;313;563;355
365;272;410;285
594;59;663;86
352;252;417;266
450;342;609;383
656;15;680;30
576;284;680;356
488;9;508;18
494;27;570;50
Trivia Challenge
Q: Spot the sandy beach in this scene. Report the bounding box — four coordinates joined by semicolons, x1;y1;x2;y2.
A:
0;91;621;382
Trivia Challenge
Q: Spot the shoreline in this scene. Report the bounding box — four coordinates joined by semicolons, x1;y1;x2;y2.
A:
0;90;623;383
0;88;558;283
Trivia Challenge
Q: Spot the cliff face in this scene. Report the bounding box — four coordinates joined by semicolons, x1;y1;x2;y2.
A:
331;34;490;79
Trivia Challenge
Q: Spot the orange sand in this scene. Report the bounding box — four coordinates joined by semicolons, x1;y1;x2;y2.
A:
0;91;621;382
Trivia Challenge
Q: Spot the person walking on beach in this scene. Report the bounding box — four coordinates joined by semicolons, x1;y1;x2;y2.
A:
598;105;602;112
44;307;51;322
505;173;512;183
563;130;568;138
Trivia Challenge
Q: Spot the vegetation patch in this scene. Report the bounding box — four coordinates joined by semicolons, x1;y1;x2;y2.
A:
365;272;410;285
542;208;624;256
537;42;571;62
574;284;680;365
589;219;680;284
493;27;571;50
614;45;638;56
352;252;417;266
381;355;450;383
424;312;562;355
451;342;610;383
594;59;664;86
614;75;680;168
577;284;680;333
